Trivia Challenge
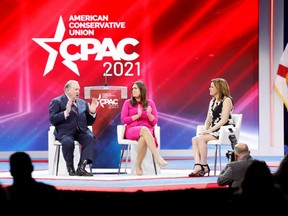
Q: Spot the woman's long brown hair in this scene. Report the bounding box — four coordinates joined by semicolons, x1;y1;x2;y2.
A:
130;80;148;108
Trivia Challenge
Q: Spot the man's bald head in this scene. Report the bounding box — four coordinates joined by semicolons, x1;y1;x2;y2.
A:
234;143;250;156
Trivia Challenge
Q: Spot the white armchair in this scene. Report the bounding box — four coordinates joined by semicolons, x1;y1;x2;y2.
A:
117;124;161;175
196;114;243;176
48;125;93;176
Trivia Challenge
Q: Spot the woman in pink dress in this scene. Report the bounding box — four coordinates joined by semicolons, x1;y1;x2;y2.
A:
121;80;168;175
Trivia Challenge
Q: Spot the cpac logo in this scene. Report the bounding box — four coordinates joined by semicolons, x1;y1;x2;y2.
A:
95;94;119;108
32;16;139;76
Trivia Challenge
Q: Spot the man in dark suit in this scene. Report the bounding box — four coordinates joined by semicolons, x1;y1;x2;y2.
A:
49;80;98;176
217;143;254;188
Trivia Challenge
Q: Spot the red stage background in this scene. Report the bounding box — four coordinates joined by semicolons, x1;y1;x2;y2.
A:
0;0;259;168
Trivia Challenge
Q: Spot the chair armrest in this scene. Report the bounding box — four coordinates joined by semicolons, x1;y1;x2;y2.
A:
48;125;56;148
117;125;126;143
154;125;160;146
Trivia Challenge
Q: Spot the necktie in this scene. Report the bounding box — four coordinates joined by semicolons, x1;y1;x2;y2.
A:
72;102;78;115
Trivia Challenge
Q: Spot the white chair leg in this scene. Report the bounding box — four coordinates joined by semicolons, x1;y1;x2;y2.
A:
89;164;93;174
124;145;131;173
151;154;157;175
118;144;128;174
214;145;218;176
117;145;124;174
219;145;222;172
55;146;61;176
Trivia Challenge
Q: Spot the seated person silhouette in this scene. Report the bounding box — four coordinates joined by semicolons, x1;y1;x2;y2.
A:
273;153;288;196
229;159;287;213
5;152;62;206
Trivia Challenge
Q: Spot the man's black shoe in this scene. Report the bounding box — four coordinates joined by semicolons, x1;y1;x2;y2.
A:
76;160;93;176
76;167;93;176
66;164;76;176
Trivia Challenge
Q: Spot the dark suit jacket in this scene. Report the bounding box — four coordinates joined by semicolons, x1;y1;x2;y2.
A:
217;155;254;188
49;94;96;140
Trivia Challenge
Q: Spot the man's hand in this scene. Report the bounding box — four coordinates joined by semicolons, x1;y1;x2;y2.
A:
66;99;74;114
88;97;99;114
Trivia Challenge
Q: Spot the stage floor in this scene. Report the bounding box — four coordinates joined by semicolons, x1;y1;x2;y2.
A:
0;156;283;192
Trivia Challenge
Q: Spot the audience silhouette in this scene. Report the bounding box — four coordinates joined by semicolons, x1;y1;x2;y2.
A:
273;153;288;197
2;151;288;211
5;152;62;209
229;159;287;213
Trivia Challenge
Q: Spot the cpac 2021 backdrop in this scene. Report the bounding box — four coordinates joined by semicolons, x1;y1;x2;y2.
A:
0;0;258;167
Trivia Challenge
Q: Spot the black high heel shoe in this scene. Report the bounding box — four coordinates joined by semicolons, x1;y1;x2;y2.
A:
201;164;210;176
188;163;204;177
